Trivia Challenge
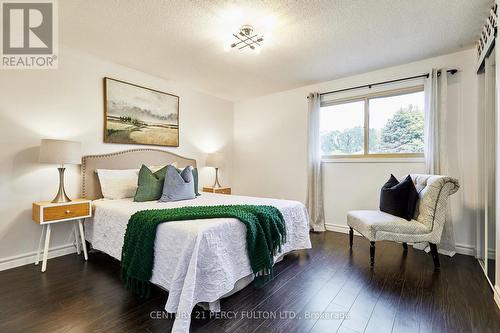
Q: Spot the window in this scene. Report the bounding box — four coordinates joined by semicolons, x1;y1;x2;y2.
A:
320;87;425;158
320;100;365;155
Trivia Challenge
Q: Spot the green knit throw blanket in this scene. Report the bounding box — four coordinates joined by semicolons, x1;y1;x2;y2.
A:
120;205;286;297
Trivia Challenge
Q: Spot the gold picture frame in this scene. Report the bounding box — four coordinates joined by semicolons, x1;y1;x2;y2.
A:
103;77;179;147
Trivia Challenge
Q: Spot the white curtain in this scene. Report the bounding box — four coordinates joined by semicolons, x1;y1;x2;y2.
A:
424;68;447;174
420;68;456;256
306;93;326;232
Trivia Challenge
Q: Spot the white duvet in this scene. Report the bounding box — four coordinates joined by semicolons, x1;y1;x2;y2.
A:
85;192;312;332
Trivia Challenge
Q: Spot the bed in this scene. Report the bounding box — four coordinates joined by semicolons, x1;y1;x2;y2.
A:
81;149;312;333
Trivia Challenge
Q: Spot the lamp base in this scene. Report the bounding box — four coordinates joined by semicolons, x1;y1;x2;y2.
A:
51;167;72;203
212;167;222;188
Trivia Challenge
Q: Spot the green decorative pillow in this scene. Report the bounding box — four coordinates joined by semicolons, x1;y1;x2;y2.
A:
176;166;200;196
134;165;168;202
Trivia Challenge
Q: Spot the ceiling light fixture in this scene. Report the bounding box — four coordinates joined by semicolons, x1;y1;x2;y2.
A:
227;24;264;53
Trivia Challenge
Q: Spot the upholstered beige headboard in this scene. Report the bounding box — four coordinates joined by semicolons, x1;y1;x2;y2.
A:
82;149;197;200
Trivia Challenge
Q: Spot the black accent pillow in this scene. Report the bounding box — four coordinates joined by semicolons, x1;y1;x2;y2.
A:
379;174;418;221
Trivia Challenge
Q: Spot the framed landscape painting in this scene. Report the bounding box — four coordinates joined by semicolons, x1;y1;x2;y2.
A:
103;77;179;147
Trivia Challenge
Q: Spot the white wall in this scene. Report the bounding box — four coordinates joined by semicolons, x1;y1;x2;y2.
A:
233;49;479;255
0;46;481;271
0;46;233;270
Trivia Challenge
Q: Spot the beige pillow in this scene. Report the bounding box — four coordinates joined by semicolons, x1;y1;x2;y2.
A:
96;169;139;199
149;162;177;173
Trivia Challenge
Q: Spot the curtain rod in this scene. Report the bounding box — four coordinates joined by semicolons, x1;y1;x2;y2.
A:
309;69;458;98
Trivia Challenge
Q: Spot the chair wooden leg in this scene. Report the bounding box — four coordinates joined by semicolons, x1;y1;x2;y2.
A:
370;241;375;266
349;227;354;248
402;242;408;251
429;243;440;269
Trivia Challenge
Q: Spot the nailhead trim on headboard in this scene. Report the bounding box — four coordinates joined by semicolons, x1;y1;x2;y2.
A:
81;148;197;198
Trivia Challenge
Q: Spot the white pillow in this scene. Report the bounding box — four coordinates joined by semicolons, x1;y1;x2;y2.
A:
148;162;177;172
96;169;139;199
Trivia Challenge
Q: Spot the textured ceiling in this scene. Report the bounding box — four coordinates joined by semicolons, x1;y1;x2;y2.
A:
60;0;492;101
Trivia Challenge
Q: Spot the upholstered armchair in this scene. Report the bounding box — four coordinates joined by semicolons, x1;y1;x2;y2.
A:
347;174;460;268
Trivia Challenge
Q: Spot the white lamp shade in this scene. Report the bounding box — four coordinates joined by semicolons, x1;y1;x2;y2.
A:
206;153;224;168
39;139;82;165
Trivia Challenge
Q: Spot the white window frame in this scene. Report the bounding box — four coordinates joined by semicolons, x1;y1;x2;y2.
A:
320;85;425;160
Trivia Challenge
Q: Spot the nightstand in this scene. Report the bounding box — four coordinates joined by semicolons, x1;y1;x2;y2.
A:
32;199;92;272
202;186;231;195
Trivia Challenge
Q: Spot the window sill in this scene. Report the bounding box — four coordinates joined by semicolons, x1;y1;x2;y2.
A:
321;157;425;164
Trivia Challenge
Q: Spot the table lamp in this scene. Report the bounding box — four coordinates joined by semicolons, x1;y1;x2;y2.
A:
39;139;82;203
206;153;225;188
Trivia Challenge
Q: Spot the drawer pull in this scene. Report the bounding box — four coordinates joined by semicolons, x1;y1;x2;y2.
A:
65;210;71;214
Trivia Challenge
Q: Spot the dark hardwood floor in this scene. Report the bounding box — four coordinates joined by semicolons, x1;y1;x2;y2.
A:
1;231;499;333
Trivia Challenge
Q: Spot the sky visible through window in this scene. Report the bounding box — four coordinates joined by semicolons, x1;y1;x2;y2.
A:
369;91;424;129
320;100;364;133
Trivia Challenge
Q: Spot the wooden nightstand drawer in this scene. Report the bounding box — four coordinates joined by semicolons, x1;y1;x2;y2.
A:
33;200;91;223
203;187;231;195
43;202;90;222
216;188;231;195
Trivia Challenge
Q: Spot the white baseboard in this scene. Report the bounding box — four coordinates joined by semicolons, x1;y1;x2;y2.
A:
325;222;361;235
452;244;495;257
325;222;475;257
453;243;475;256
0;243;77;272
